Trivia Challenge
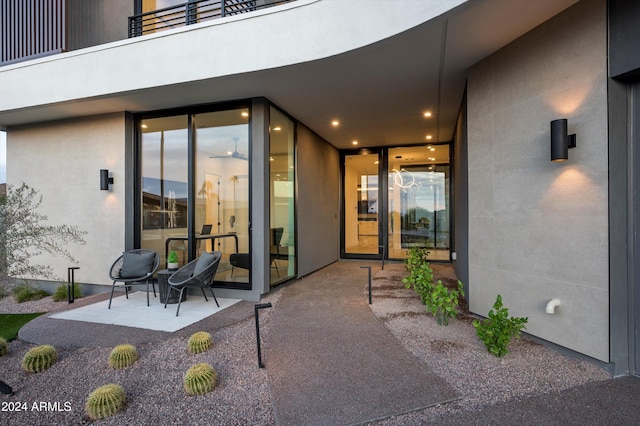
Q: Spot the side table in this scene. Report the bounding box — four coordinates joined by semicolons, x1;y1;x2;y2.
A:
157;269;187;304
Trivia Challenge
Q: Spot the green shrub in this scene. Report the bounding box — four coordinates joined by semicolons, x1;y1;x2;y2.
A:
428;280;465;326
52;283;82;302
473;295;528;357
403;247;434;305
12;284;48;303
0;338;7;356
184;363;217;395
108;344;139;369
22;344;58;373
188;331;213;355
85;384;126;420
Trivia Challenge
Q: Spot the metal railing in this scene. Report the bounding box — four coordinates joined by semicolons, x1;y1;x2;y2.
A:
1;0;66;66
129;0;295;38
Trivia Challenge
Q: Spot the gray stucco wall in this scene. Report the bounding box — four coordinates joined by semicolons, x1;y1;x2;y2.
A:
467;0;608;361
296;123;340;276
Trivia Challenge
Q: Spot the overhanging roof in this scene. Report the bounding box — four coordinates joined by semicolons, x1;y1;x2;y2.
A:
0;0;579;149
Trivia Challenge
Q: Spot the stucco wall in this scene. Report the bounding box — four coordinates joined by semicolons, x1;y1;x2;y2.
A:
7;113;126;286
296;123;340;276
467;0;608;361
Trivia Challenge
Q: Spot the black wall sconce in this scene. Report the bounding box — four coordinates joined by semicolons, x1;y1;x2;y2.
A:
100;169;113;190
550;119;577;162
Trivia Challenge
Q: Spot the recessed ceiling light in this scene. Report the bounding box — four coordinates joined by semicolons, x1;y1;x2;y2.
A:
426;135;433;140
424;112;432;118
273;126;282;131
331;120;340;127
374;160;379;165
241;111;249;117
270;157;274;161
428;157;436;161
227;151;233;155
352;140;358;145
429;146;436;151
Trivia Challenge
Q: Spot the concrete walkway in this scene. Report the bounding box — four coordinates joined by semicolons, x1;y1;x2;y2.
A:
264;261;459;425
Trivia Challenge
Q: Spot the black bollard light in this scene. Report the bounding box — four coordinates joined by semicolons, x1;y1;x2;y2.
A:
67;267;80;304
254;303;272;368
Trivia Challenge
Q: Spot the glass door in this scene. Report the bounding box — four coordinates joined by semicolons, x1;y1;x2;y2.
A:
388;145;450;261
344;152;380;255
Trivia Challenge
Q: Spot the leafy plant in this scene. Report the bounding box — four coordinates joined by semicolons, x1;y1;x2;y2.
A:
85;384;126;420
109;344;139;369
11;283;48;303
188;331;213;354
184;363;217;395
428;280;464;326
53;283;82;302
0;337;7;356
473;295;528;357
0;183;86;294
22;344;58;373
167;251;179;264
403;247;433;305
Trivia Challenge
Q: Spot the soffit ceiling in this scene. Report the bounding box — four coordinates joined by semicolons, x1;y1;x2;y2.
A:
1;0;579;150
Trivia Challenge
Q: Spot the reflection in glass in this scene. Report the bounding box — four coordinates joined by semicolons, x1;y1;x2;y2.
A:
195;109;249;286
140;115;188;269
345;153;380;255
269;107;296;285
388;146;450;261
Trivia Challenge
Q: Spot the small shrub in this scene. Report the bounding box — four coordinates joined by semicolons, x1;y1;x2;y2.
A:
184;363;217;395
428;280;465;326
403;247;434;305
473;294;528;357
22;344;58;372
188;331;213;354
0;338;8;356
109;344;139;369
85;384;126;420
53;283;82;302
12;284;48;303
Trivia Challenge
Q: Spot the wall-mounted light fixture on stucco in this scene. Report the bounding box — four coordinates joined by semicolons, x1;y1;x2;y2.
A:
550;119;577;162
100;169;113;190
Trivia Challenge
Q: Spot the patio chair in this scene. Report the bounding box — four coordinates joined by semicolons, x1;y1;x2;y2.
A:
108;249;160;309
165;251;222;316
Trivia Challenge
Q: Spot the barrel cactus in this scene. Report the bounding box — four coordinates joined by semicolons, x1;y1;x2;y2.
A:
188;331;213;354
184;363;217;395
85;384;126;420
22;344;57;373
0;338;7;356
109;344;139;369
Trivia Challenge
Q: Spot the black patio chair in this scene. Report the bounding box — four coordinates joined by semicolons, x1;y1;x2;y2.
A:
108;249;160;309
165;251;222;316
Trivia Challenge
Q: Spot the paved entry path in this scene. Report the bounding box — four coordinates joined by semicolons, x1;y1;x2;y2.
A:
265;261;459;426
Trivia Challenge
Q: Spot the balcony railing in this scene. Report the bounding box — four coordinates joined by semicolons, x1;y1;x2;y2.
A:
128;0;295;38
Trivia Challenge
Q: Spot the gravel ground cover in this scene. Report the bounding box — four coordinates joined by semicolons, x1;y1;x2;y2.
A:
0;263;612;425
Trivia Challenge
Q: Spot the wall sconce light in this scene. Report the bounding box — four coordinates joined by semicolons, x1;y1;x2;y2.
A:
550;119;577;162
100;169;113;190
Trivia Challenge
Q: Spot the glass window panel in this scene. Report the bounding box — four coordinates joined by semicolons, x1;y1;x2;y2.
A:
140;115;188;269
195;109;250;286
388;145;450;261
269;107;296;285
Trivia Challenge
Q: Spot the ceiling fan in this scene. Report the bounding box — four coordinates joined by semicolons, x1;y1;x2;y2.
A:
209;137;248;161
